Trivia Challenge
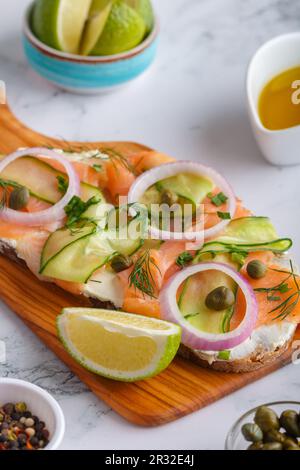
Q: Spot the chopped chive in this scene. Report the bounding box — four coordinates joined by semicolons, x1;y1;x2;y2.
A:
57;175;68;194
217;350;231;360
176;252;194;268
217;211;231;220
92;164;102;173
208;192;228;207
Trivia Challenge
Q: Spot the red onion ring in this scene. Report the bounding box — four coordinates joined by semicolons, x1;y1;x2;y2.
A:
128;161;236;241
160;262;258;351
0;148;80;226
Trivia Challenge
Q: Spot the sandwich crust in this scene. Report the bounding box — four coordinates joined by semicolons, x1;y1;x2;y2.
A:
178;338;293;373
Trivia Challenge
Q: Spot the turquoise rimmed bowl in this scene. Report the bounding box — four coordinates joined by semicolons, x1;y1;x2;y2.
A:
22;4;159;94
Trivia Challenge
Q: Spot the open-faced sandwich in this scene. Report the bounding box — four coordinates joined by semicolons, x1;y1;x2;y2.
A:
0;147;298;374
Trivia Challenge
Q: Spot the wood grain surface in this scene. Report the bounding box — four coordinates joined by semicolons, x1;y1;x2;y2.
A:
0;103;298;426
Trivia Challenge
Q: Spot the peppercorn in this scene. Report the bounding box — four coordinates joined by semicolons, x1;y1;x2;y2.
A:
24;417;34;428
3;403;14;415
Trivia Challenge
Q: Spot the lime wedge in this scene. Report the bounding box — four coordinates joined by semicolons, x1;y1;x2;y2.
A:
90;0;146;56
80;0;113;56
57;308;181;382
124;0;154;34
32;0;92;54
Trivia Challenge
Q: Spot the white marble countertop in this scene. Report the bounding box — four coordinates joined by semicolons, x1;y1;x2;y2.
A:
1;0;300;450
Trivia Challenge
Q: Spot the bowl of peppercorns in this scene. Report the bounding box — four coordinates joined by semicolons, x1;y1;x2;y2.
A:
0;378;65;450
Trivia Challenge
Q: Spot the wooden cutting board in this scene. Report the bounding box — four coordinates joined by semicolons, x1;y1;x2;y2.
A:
0;103;299;427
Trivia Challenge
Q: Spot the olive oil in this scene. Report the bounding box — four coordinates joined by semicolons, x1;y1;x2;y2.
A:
259;66;300;130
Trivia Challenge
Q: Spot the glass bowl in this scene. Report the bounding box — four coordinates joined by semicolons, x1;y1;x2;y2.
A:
225;401;300;450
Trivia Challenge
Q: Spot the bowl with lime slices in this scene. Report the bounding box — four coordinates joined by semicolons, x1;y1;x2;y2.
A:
23;0;159;93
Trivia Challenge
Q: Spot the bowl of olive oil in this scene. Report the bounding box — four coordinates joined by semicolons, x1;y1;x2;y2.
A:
247;33;300;166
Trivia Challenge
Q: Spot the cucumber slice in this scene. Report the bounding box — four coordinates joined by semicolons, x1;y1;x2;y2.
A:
41;223;97;274
178;269;237;334
197;216;292;257
0;155;104;206
42;230;114;283
156;173;214;206
40;220;142;283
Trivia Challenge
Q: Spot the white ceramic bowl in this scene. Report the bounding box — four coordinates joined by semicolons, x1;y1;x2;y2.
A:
247;32;300;166
0;378;65;450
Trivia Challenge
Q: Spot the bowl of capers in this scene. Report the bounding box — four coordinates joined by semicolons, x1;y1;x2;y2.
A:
225;402;300;450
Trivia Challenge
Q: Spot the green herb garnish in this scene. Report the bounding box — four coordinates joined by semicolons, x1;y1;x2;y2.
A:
57;175;68;194
254;261;300;320
217;350;231;360
217;211;231;220
65;195;100;228
176;252;194;268
92;164;102;173
208;192;228;207
129;250;161;299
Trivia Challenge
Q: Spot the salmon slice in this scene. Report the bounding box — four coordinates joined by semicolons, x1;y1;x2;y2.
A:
203;189;252;229
129;151;175;173
230;253;300;331
120;241;187;318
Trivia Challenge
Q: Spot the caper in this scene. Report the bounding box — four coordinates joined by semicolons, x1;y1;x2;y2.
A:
283;438;300;450
110;254;133;273
280;410;300;437
254;406;280;433
247;441;263;450
205;286;235;311
264;429;285;444
9;187;30;210
261;442;283;450
246;260;267;279
161;189;178;206
242;423;263;442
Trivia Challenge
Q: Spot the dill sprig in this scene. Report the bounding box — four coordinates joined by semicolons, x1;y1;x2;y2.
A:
254;261;300;320
100;147;137;176
42;142;136;175
129;250;161;299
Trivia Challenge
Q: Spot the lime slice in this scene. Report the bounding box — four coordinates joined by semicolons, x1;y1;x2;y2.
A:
90;0;146;56
124;0;154;35
80;0;113;56
57;308;181;382
32;0;92;54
